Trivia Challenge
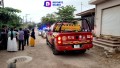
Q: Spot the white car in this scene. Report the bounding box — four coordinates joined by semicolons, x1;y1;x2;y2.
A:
41;28;49;38
38;30;42;36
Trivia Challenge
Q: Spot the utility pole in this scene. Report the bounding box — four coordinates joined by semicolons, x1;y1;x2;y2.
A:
30;18;32;24
0;1;1;5
25;14;30;23
22;16;25;23
1;0;4;8
81;2;82;12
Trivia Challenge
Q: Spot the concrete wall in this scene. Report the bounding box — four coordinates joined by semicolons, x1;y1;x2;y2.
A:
95;0;120;37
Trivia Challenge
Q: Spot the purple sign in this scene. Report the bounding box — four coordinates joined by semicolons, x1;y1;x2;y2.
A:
44;1;51;7
44;0;63;7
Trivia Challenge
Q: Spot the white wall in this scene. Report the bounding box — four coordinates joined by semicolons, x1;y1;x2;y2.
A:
95;0;120;37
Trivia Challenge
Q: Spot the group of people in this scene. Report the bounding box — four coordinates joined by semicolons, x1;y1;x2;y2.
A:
0;25;36;52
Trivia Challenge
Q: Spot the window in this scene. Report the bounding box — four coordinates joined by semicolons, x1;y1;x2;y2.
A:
50;24;55;31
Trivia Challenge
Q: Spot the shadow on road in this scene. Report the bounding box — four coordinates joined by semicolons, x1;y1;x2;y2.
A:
61;51;91;56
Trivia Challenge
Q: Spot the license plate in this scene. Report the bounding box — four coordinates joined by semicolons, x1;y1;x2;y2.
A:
74;45;80;48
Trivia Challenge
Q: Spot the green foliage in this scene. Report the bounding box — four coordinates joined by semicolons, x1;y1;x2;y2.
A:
41;5;76;24
4;7;21;13
56;5;76;22
41;13;56;25
41;5;76;25
0;7;22;28
27;23;36;30
37;23;42;28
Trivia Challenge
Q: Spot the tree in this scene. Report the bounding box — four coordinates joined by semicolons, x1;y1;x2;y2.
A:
0;7;21;28
28;23;36;30
41;13;56;25
37;23;42;28
56;5;76;22
40;5;76;25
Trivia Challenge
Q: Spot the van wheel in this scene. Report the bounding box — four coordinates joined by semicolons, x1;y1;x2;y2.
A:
46;38;49;45
52;48;60;55
52;40;60;55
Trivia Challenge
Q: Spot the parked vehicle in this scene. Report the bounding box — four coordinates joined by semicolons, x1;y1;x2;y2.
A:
38;29;42;36
46;19;93;55
41;28;49;38
38;23;50;36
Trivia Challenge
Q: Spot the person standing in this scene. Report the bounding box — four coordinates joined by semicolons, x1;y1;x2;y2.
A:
0;25;8;50
0;28;2;50
18;28;24;50
7;28;18;51
30;29;35;47
14;27;18;41
24;28;30;46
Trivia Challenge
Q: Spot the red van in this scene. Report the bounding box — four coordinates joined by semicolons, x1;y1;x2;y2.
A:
46;19;93;55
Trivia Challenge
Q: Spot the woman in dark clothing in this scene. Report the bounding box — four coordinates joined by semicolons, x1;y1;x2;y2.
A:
0;25;8;50
24;28;30;46
0;28;2;50
30;29;35;47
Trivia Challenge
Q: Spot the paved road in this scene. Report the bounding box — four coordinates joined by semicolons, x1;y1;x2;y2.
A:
0;29;120;68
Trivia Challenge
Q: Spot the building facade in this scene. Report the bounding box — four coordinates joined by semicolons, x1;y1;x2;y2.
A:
90;0;120;37
76;8;95;31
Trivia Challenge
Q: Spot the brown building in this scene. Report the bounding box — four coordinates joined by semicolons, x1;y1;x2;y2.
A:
76;8;95;31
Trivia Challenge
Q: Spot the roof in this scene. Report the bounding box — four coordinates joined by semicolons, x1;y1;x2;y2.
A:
89;0;106;5
76;8;95;16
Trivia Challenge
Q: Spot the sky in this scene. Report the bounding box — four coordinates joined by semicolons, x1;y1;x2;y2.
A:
4;0;95;23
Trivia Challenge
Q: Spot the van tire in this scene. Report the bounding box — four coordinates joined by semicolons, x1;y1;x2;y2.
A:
52;48;60;55
52;41;60;55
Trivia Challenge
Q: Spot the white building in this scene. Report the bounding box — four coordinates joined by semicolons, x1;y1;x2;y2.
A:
89;0;120;37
